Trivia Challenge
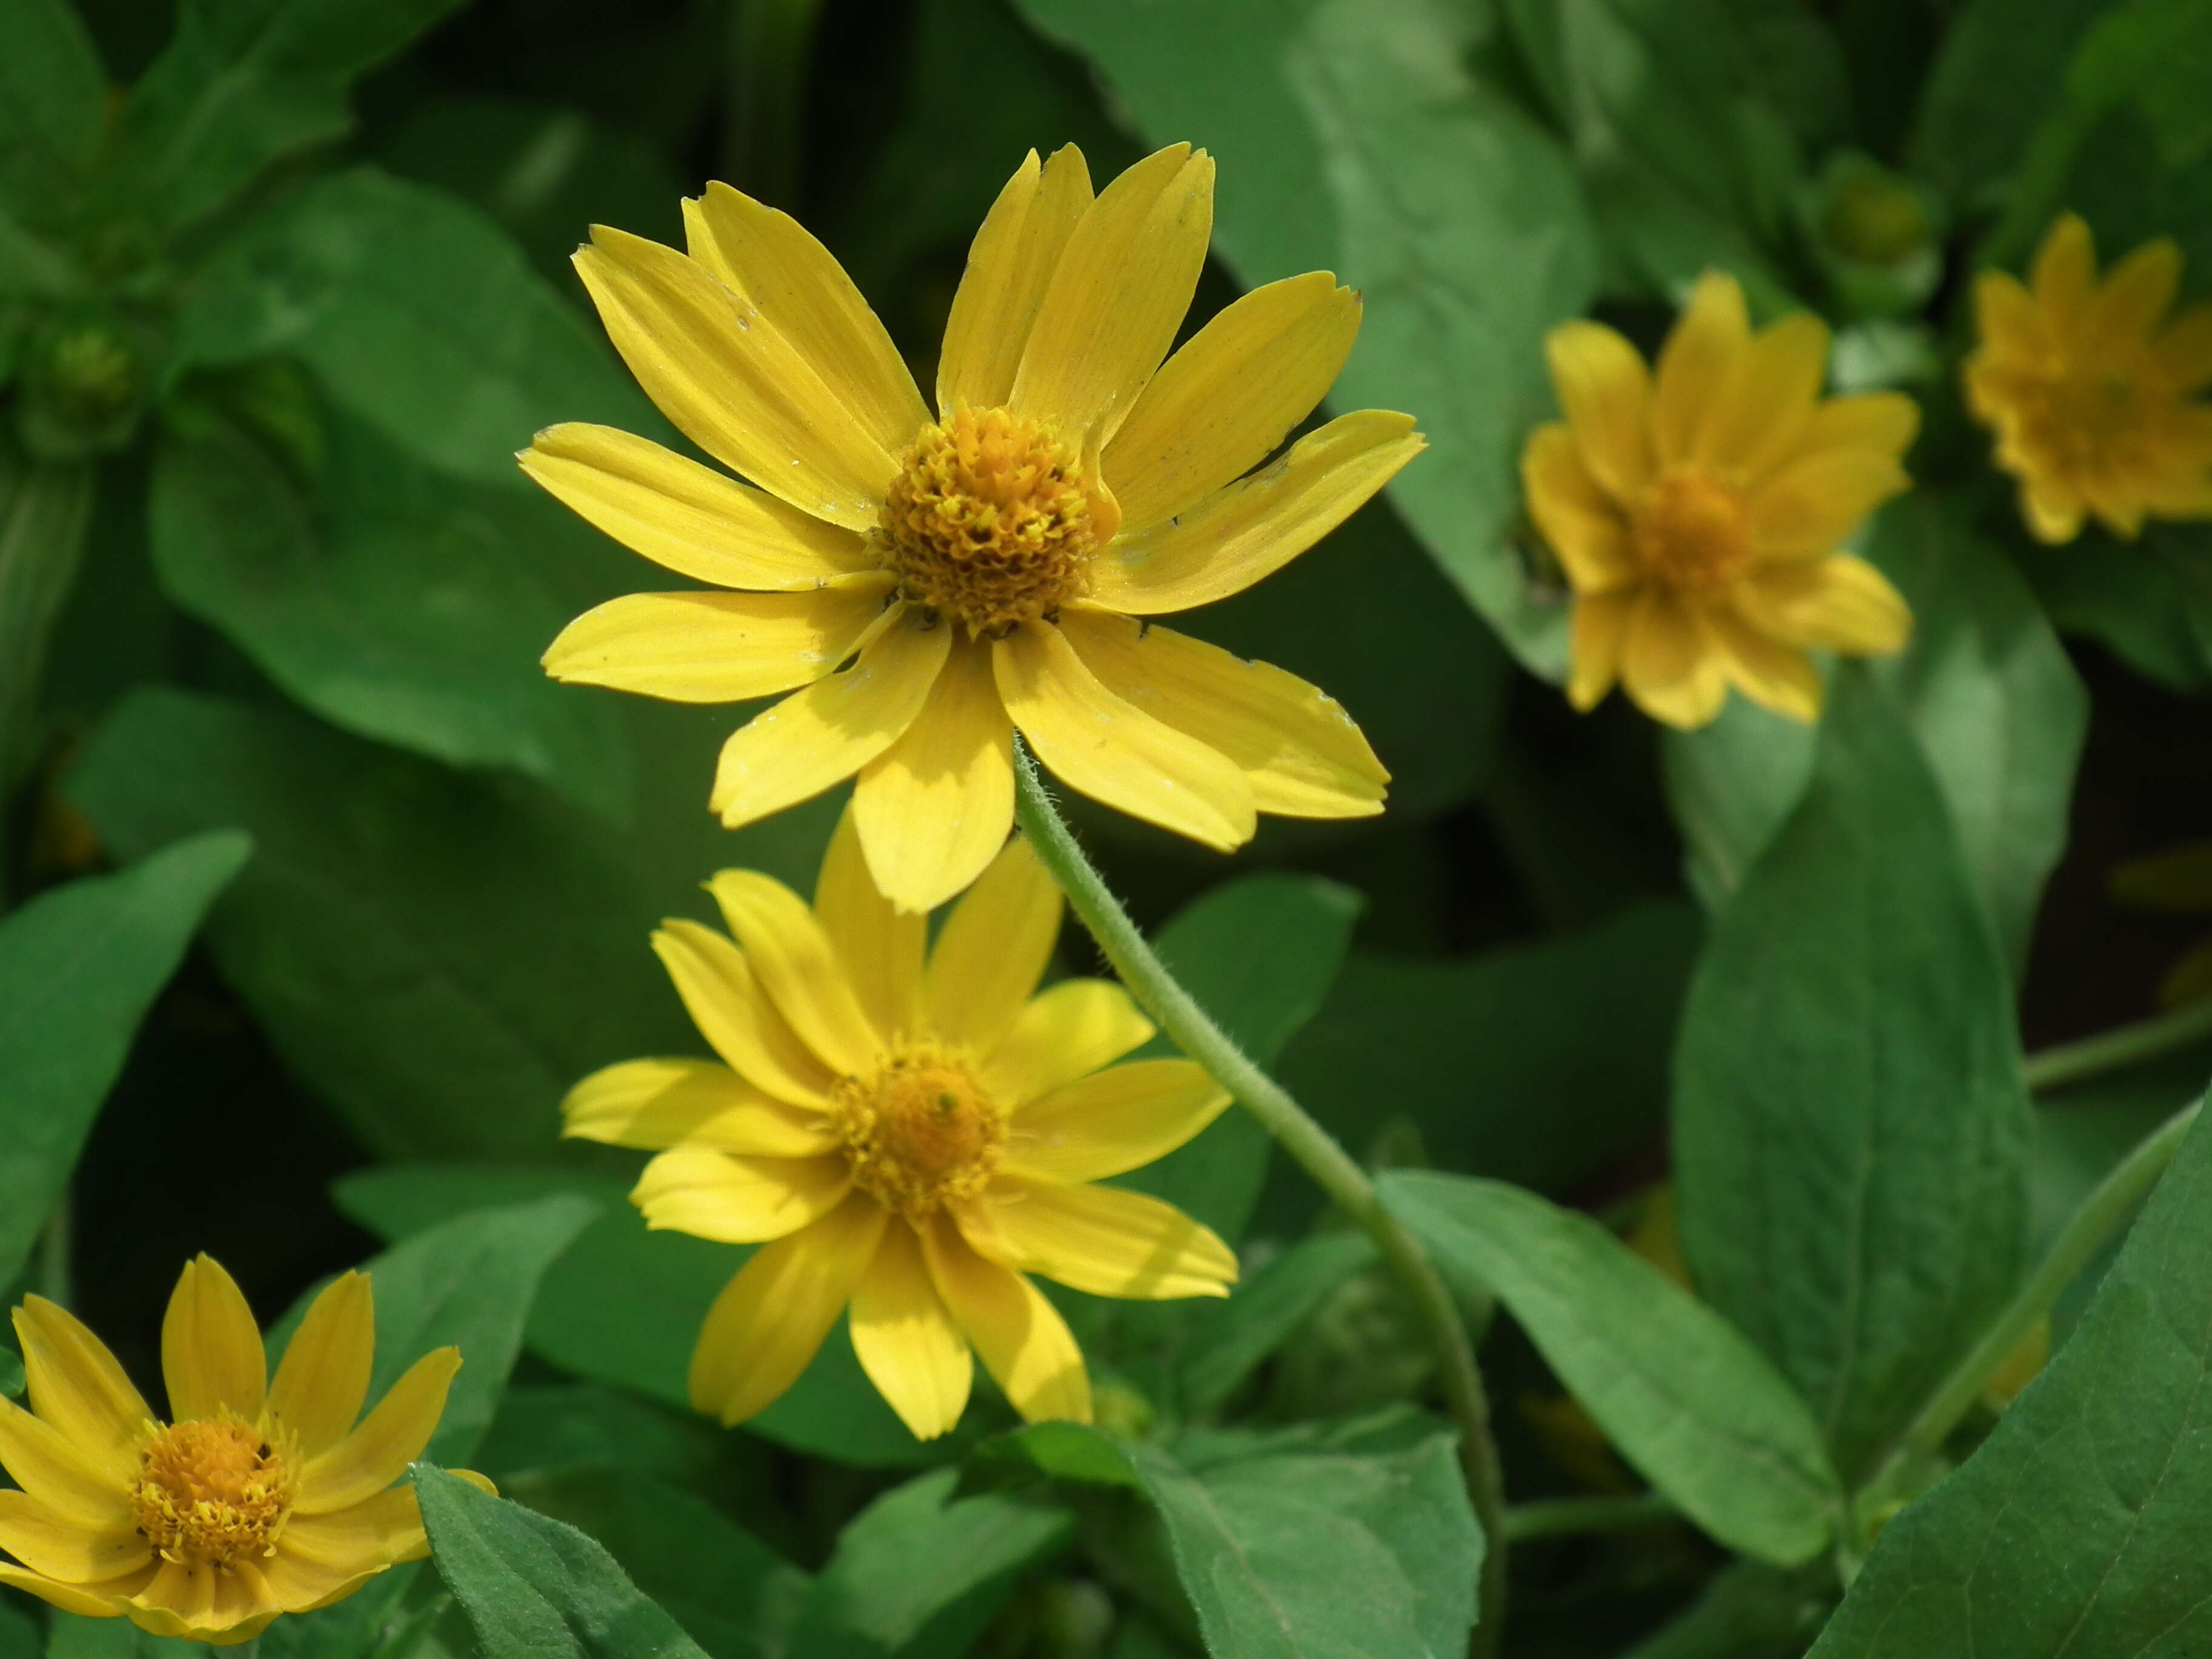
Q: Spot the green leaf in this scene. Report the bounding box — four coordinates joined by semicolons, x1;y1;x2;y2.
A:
0;830;248;1288
1621;1560;1835;1659
414;1462;712;1659
787;1466;1073;1658
1014;0;1598;671
67;688;688;1159
1175;1230;1378;1416
0;1597;32;1659
1672;670;2033;1483
2014;523;2212;695
118;0;471;230
0;0;106;224
1908;0;2113;213
179;167;659;489
0;445;94;782
1383;1170;1840;1566
149;402;632;817
1808;1101;2212;1656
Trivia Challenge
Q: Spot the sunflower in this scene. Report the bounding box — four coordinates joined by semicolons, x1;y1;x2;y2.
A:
561;805;1239;1439
1522;270;1917;729
1965;212;2212;543
528;142;1415;913
0;1256;489;1644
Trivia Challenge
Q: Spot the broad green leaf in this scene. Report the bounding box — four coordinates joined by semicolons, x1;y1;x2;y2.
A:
45;1617;197;1659
1672;671;2032;1483
150;402;632;818
179;167;658;489
787;1467;1073;1658
67;689;689;1158
1383;1171;1840;1566
0;0;106;224
2015;523;2212;695
118;0;470;230
1014;0;1598;670
1808;1101;2212;1657
477;1384;734;1493
1909;0;2113;212
1623;1560;1834;1659
1661;697;1815;913
1176;1230;1378;1416
415;1463;711;1659
0;831;248;1288
0;1598;32;1659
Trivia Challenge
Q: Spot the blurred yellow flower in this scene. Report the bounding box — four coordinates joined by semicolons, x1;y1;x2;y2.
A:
529;142;1413;913
1965;212;2212;544
564;806;1238;1441
0;1257;488;1645
1523;270;1916;729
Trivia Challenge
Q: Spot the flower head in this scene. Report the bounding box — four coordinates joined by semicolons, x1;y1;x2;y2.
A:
0;1257;488;1645
1965;212;2212;543
1523;270;1917;729
563;805;1239;1440
528;143;1414;913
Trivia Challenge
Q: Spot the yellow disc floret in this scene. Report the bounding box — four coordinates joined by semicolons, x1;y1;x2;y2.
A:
1632;472;1754;592
831;1048;1007;1215
130;1414;296;1566
879;407;1098;635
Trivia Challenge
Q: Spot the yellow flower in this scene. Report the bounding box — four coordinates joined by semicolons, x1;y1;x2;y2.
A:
562;805;1239;1441
1523;270;1916;729
1965;212;2212;543
528;142;1415;913
0;1257;489;1645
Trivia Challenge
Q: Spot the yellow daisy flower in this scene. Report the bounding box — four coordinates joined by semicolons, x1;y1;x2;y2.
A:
562;805;1239;1440
0;1256;489;1645
1523;270;1917;729
527;142;1416;913
1965;211;2212;543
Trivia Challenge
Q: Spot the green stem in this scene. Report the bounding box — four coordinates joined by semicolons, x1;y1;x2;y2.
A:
2022;997;2212;1094
1501;1492;1679;1544
722;0;825;206
1011;751;1510;1654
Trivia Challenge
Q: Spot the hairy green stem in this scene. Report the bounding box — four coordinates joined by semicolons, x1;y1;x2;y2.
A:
1501;1492;1679;1543
1010;752;1510;1652
2022;997;2212;1094
723;0;825;206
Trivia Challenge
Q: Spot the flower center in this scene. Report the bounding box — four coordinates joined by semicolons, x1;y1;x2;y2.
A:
130;1414;295;1567
1632;472;1755;592
830;1049;1006;1215
878;407;1098;635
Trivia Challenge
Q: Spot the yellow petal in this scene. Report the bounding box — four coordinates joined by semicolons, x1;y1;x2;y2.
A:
689;1195;888;1425
297;1349;460;1515
1088;411;1424;615
2020;474;2087;545
1790;393;1920;464
1104;272;1362;534
1704;608;1824;723
815;802;925;1042
849;1222;973;1441
1618;588;1727;730
1544;320;1654;499
923;836;1062;1054
1748;450;1909;557
1010;144;1215;447
541;580;893;704
0;1491;149;1582
561;1057;833;1156
633;1146;853;1244
2155;303;2212;391
1737;554;1911;655
573;228;896;529
652;920;835;1107
711;606;951;830
261;1489;420;1609
520;424;875;590
1710;312;1831;480
1060;610;1388;819
1653;270;1751;468
1521;423;1637;593
13;1298;152;1483
938;146;1094;417
2094;235;2182;344
853;635;1015;914
0;1560;153;1618
682;182;930;454
707;869;883;1076
0;1394;131;1525
1972;271;2047;361
266;1271;373;1458
958;1179;1236;1300
1568;589;1635;711
978;979;1155;1106
2029;212;2097;344
1004;1059;1230;1182
127;1557;274;1640
919;1216;1090;1425
994;623;1254;850
161;1256;267;1426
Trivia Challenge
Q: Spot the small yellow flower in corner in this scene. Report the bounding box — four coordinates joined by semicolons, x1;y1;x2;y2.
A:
562;803;1239;1442
1965;211;2212;544
1523;270;1917;730
527;142;1412;914
0;1256;492;1645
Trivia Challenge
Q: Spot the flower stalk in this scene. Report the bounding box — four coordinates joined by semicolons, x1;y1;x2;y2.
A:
1011;748;1510;1651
